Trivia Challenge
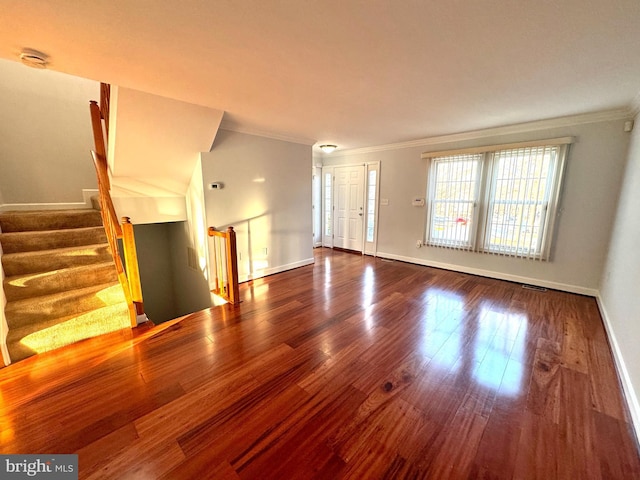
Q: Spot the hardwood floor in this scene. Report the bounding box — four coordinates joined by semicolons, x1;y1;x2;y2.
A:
1;248;639;479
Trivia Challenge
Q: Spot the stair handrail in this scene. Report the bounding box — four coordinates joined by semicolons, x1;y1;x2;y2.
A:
89;84;145;326
100;82;110;137
207;226;240;305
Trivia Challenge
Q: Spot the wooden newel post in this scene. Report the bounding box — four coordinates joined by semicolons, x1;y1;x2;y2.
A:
121;217;145;317
226;226;240;305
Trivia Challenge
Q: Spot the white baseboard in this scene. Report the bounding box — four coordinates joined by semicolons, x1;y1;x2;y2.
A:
239;257;315;283
595;296;640;443
375;251;599;296
0;189;98;213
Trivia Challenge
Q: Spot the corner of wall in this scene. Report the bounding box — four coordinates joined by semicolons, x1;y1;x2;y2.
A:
186;156;212;289
595;295;640;443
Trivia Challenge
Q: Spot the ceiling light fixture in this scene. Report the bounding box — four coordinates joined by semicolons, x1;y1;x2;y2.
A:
19;49;48;69
319;144;337;154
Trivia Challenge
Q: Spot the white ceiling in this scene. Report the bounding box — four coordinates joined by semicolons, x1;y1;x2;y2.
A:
1;1;639;152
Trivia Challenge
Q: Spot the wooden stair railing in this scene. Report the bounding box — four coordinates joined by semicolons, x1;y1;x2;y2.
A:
208;226;240;305
90;84;145;327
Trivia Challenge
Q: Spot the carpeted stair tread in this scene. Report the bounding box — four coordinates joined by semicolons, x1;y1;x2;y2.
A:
1;243;113;276
0;209;132;364
5;282;128;330
0;209;102;232
6;301;130;362
4;262;118;302
0;226;107;254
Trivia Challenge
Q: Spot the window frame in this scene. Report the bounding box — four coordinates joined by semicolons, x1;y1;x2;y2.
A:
423;138;571;261
425;154;484;250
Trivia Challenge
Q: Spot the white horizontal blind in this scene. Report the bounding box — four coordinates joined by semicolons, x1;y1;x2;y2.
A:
482;146;558;260
427;154;482;250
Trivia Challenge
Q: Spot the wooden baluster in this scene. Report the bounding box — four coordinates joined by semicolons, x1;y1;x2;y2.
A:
208;226;240;304
225;226;240;305
121;217;145;322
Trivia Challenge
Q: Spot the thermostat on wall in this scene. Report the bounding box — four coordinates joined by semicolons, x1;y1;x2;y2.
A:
208;182;224;190
412;197;425;207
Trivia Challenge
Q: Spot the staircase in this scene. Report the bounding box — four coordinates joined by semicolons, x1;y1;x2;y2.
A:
0;209;131;363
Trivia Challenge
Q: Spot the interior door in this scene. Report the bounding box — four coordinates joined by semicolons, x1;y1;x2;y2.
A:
333;165;365;251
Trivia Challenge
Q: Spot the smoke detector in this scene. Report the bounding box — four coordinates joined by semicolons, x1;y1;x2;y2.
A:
19;49;48;69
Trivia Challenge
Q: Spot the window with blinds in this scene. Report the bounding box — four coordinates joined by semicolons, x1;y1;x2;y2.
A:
427;154;482;249
424;138;570;261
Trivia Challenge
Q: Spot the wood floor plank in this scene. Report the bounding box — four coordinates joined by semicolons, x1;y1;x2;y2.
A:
233;384;367;479
561;314;590;374
474;407;524;480
0;248;638;479
593;410;640;479
526;337;562;423
556;367;601;480
421;409;489;478
588;339;628;421
512;412;560;480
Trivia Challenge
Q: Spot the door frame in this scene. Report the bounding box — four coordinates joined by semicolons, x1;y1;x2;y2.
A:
333;165;365;252
321;162;380;255
312;166;322;248
321;166;334;248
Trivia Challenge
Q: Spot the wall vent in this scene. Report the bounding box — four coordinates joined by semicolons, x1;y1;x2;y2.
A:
522;284;547;292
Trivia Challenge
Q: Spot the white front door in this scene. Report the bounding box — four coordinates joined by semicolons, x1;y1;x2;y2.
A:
333;165;365;251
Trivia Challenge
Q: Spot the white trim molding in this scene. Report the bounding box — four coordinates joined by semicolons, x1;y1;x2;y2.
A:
420;136;574;159
375;251;599;297
596;295;640;443
0;189;98;213
218;124;316;146
239;257;315;283
333;108;633;157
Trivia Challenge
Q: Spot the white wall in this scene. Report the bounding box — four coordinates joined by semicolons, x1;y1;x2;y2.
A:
174;156;215;314
0;59;98;205
201;130;313;283
110;86;223;194
599;116;640;437
324;117;630;294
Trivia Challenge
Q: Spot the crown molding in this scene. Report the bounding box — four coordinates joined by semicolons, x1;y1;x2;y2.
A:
333;108;634;157
219;120;316;146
